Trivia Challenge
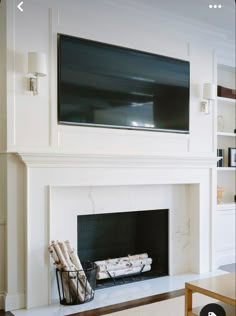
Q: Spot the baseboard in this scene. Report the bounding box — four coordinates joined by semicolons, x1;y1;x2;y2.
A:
3;292;25;311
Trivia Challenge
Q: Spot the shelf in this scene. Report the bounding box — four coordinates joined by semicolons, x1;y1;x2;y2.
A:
217;132;236;137
217;167;236;171
217;203;236;211
217;96;236;103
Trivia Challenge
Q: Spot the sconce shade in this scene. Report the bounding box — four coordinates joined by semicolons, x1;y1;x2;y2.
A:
203;83;215;100
28;52;47;77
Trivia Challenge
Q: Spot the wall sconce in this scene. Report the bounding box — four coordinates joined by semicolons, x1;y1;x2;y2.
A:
28;52;47;95
200;83;216;114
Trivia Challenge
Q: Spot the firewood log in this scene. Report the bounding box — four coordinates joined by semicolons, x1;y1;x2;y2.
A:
62;272;71;303
58;241;78;273
48;245;60;264
96;257;152;272
52;241;69;270
65;240;93;296
95;253;148;267
96;264;151;280
50;241;85;302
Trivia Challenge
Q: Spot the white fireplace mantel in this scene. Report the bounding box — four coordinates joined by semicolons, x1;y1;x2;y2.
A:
4;152;217;311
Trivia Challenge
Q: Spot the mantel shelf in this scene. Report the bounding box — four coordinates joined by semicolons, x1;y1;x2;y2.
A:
217;167;236;171
16;152;218;169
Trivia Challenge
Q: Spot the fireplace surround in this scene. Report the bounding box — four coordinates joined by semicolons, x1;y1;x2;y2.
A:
8;152;216;311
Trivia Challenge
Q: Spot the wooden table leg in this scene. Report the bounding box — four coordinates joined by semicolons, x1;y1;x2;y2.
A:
185;287;193;316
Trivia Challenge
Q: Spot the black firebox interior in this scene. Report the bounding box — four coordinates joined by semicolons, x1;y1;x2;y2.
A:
77;209;168;288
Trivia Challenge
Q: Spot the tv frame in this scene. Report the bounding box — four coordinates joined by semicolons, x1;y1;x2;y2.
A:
57;34;190;134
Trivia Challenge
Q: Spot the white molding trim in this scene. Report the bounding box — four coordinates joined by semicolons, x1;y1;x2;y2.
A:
16;152;217;169
3;291;25;311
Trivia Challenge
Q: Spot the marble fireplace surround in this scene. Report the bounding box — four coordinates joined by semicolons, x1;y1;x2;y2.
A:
18;152;216;309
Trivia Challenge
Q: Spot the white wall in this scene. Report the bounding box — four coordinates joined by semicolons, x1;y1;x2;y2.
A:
0;0;235;311
4;0;228;155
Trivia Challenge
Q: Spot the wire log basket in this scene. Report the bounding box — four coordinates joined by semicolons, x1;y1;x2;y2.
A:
56;262;97;305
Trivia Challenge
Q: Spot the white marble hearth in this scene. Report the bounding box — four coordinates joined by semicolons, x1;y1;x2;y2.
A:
12;271;227;316
9;153;216;311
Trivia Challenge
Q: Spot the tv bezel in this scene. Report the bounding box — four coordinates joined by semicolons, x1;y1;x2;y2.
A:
57;33;190;134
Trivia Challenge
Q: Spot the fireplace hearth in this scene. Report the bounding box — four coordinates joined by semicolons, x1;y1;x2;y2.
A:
77;209;169;288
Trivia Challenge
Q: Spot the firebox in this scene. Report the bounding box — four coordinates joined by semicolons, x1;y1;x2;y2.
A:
77;209;169;288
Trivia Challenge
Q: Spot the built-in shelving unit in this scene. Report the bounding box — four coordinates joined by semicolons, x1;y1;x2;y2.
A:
216;64;235;206
216;77;235;266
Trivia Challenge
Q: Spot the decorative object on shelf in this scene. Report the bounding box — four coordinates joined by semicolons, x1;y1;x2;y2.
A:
228;147;236;167
217;149;224;167
28;52;47;95
217;85;236;99
217;186;224;204
201;83;216;114
217;115;225;132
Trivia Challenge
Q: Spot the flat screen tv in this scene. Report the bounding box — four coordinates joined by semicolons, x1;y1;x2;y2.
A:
58;34;190;133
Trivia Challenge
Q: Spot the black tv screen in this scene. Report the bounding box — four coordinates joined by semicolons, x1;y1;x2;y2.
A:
58;34;190;133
